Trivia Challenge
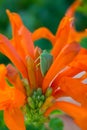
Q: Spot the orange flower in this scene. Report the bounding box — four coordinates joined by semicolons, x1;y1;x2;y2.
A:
45;75;87;130
0;64;26;130
0;0;87;129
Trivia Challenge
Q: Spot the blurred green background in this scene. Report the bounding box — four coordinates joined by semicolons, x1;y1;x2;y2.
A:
0;0;87;64
0;0;87;129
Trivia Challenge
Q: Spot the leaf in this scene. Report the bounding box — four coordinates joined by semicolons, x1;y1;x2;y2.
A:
80;37;87;49
0;111;8;130
40;50;53;76
49;117;64;130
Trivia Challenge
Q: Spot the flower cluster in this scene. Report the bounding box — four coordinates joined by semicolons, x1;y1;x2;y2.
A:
0;0;87;130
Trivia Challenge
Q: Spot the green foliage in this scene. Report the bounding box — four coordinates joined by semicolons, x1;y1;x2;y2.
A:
74;0;87;31
75;12;87;31
26;124;46;130
26;117;64;130
49;117;64;130
80;37;87;49
0;111;8;130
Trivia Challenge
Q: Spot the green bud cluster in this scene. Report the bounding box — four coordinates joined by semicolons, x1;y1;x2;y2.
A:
27;88;45;109
22;86;52;126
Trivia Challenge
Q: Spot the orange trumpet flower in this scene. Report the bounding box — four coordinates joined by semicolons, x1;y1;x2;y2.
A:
0;64;26;130
0;0;87;129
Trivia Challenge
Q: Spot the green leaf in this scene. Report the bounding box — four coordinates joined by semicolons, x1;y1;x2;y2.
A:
40;50;53;76
26;124;47;130
0;111;8;130
49;117;64;130
80;37;87;49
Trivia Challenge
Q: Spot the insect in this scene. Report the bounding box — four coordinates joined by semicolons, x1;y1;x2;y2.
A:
35;50;53;76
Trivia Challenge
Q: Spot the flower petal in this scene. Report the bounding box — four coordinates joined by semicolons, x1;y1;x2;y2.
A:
65;0;81;17
4;108;26;130
0;34;28;78
45;101;87;130
51;66;82;92
26;56;37;89
59;77;87;106
42;42;80;92
68;27;87;44
6;10;34;59
34;47;43;87
0;64;7;88
70;54;87;71
51;16;71;58
32;27;55;45
6;64;25;94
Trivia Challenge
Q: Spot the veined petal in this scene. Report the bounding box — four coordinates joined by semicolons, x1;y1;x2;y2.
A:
34;47;43;87
26;56;37;89
45;101;87;130
6;10;34;59
59;77;87;106
32;27;55;45
51;16;71;58
42;42;80;92
70;54;87;71
51;66;82;91
4;108;26;130
0;34;28;78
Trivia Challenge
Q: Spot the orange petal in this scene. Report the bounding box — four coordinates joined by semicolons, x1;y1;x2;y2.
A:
0;64;7;88
34;47;43;87
42;42;80;92
6;10;34;59
66;0;81;17
0;87;14;110
68;27;87;44
4;108;26;130
52;89;67;98
13;88;26;108
59;77;87;106
51;16;71;58
0;34;28;78
0;91;11;110
70;54;87;72
6;64;25;94
26;56;37;89
0;64;7;77
45;101;87;130
32;27;55;45
6;64;18;82
51;66;82;91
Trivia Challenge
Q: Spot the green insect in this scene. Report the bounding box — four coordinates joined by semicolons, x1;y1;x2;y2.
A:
40;50;53;76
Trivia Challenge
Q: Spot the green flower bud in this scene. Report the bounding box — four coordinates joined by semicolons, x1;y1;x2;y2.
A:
27;97;35;109
45;88;52;97
38;101;43;108
41;95;45;101
37;88;42;95
22;78;31;96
